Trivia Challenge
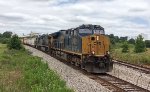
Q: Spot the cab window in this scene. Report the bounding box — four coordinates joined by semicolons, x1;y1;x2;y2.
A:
93;30;105;34
79;29;92;34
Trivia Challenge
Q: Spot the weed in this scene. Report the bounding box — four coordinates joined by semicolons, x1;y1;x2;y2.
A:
0;44;73;92
111;43;150;65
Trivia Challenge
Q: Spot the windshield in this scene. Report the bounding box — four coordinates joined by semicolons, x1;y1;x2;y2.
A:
79;29;92;34
93;29;105;34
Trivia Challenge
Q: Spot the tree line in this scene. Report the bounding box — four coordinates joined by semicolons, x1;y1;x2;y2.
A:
107;34;150;53
0;31;13;44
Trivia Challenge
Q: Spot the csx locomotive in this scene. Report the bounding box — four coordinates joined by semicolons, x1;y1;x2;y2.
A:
23;24;113;73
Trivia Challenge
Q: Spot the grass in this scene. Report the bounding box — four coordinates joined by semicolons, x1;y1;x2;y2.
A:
111;43;150;65
0;44;73;92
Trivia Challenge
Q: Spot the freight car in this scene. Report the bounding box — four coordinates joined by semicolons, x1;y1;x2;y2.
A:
23;36;37;47
24;24;113;73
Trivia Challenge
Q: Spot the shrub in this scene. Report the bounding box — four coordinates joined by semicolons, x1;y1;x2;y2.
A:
122;41;129;53
1;38;10;44
128;38;135;44
134;35;146;53
7;34;23;50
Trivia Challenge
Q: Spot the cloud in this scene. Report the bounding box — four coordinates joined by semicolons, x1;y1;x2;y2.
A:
0;0;149;39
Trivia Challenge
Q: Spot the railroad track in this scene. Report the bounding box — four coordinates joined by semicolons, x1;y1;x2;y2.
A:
54;55;150;92
113;60;150;74
67;64;150;92
91;74;149;92
26;45;150;92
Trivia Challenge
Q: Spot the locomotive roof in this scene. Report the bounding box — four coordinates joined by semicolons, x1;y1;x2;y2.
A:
50;31;61;38
78;24;104;30
60;30;66;31
49;24;104;36
61;24;104;32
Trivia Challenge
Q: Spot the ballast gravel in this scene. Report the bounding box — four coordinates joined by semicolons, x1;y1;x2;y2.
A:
108;61;150;91
25;46;112;92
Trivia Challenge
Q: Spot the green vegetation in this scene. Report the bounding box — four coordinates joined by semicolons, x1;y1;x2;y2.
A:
7;34;23;50
1;31;12;38
145;40;150;48
134;35;146;53
0;31;12;44
0;44;73;92
121;41;129;53
111;43;150;65
0;31;23;50
108;34;150;65
128;38;135;44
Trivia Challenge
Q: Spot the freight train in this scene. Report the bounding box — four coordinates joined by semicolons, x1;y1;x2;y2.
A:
23;24;113;73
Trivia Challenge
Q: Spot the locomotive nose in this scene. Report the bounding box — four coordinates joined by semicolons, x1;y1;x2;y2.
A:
82;34;110;56
90;36;96;55
89;35;110;56
90;35;103;55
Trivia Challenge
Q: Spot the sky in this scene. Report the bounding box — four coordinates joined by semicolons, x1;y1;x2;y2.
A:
0;0;150;39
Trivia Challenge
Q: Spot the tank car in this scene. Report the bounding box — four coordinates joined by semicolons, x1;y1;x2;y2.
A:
49;24;113;73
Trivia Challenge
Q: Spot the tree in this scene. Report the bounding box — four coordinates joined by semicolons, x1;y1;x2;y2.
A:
7;34;23;50
134;35;146;53
0;33;2;38
108;34;116;45
3;31;12;38
114;36;119;43
110;38;116;45
109;34;114;38
119;36;128;42
122;41;129;53
145;40;150;48
128;38;135;44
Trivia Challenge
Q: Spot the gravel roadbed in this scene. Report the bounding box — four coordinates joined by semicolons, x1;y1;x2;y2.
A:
108;62;150;91
25;46;112;92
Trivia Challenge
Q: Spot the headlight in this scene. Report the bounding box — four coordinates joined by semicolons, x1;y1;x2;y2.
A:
106;51;110;54
92;51;95;54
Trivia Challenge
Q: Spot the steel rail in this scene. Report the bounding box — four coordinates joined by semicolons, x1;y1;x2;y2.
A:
113;60;150;74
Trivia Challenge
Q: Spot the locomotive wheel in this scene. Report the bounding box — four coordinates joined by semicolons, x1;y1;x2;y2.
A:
75;62;79;66
71;61;74;65
81;62;85;69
